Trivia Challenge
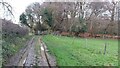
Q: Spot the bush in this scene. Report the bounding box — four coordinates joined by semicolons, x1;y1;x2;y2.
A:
1;19;30;65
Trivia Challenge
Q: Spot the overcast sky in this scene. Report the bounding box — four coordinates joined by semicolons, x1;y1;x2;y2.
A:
0;0;118;24
0;0;44;24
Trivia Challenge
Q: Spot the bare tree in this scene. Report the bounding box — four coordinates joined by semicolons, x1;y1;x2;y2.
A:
0;0;13;17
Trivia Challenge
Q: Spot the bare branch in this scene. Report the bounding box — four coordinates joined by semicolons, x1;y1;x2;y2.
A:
0;1;14;17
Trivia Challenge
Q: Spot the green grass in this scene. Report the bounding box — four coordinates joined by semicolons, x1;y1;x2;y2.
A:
42;34;118;66
34;36;41;57
34;36;40;56
34;36;41;66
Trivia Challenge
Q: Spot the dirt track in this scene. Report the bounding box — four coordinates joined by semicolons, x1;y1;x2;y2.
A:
4;37;56;67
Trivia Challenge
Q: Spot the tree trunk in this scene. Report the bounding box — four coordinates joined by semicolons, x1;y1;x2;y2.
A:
111;5;115;22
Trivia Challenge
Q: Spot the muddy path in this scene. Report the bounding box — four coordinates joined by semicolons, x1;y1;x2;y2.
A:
4;36;57;67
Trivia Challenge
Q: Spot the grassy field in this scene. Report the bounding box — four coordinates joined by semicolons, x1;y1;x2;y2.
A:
42;35;118;66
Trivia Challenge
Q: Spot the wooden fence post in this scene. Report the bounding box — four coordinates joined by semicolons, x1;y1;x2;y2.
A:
85;38;87;48
104;43;107;55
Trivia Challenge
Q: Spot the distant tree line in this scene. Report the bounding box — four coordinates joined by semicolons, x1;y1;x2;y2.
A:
19;1;119;36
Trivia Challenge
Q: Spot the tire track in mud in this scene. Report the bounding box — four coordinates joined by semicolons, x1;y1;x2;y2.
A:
18;37;36;66
39;37;57;68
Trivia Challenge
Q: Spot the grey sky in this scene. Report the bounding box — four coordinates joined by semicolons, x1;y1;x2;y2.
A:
0;0;118;24
0;0;44;24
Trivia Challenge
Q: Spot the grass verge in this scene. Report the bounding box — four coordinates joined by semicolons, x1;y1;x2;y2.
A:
34;36;41;66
